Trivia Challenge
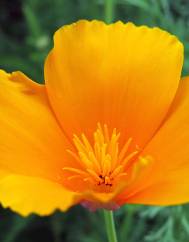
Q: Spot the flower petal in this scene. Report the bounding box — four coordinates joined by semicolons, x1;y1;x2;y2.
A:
0;70;74;181
45;20;183;148
117;77;189;205
0;174;76;216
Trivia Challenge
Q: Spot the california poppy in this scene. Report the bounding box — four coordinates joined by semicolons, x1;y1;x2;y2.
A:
0;20;188;216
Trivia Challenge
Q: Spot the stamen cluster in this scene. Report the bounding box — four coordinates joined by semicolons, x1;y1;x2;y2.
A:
63;124;148;192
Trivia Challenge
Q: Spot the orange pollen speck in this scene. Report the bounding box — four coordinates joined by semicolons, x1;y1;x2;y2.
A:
62;123;151;192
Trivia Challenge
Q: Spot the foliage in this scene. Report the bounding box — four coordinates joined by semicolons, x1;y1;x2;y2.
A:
0;0;189;241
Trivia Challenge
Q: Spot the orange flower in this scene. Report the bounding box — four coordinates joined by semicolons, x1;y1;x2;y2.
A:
0;20;188;216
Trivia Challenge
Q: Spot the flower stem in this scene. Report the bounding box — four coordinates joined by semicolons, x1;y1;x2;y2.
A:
103;210;118;242
104;0;115;23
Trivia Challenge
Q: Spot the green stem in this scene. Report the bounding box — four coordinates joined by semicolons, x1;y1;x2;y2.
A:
103;210;118;242
104;0;115;23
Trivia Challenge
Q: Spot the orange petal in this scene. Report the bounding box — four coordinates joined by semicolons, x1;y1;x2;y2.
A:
0;174;76;216
0;169;9;180
117;77;189;205
45;20;183;149
0;70;74;181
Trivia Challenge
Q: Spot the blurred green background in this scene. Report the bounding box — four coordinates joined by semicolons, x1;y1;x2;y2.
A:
0;0;189;242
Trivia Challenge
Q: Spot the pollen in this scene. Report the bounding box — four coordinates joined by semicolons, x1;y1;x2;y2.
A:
63;123;150;193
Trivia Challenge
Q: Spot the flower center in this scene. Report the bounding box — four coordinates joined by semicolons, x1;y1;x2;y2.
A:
62;123;150;193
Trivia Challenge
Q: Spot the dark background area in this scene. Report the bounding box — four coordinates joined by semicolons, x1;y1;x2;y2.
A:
0;0;189;242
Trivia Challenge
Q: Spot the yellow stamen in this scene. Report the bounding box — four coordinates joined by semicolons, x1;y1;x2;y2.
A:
122;150;139;168
78;151;93;168
68;175;81;181
118;137;132;163
83;177;94;183
87;169;102;182
62;167;87;176
88;151;101;173
104;124;110;142
110;165;124;178
64;124;151;193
